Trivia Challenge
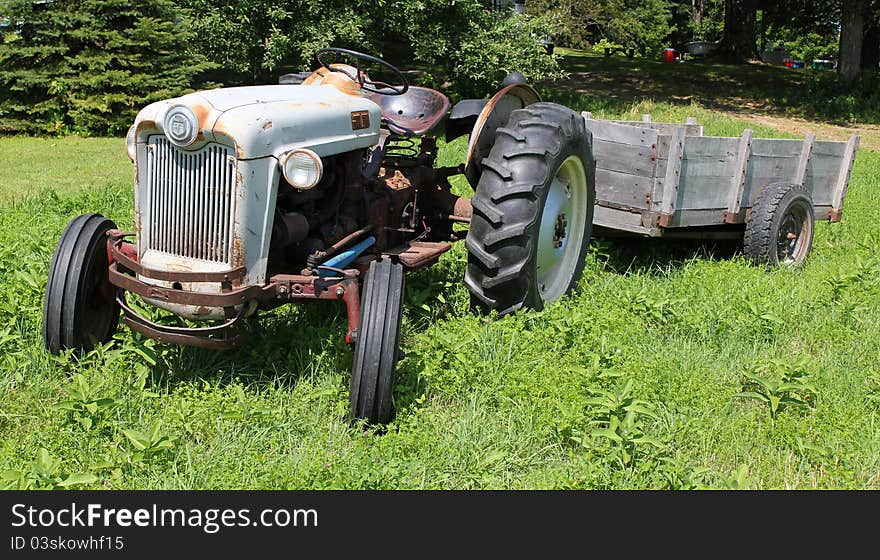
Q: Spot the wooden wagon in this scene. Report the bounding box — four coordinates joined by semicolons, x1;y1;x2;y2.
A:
581;112;860;265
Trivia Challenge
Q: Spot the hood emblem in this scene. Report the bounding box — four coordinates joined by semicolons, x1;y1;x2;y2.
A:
164;105;199;146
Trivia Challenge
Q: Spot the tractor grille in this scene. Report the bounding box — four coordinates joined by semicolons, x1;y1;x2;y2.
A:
145;137;237;264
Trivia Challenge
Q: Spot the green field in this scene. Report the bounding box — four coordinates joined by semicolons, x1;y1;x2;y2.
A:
1;81;879;489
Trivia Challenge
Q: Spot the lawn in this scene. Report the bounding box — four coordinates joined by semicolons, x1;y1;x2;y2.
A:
1;62;879;489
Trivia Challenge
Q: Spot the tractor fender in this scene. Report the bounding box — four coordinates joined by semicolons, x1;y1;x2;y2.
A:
463;83;541;187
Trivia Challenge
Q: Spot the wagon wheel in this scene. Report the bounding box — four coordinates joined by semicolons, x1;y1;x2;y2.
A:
744;182;815;267
43;213;120;354
349;258;405;424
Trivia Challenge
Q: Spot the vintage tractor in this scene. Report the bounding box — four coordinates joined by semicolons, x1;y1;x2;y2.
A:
42;48;596;424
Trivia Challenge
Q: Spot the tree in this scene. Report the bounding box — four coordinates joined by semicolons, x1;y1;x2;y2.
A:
179;0;564;98
719;0;757;62
525;0;673;56
839;0;866;83
0;0;214;135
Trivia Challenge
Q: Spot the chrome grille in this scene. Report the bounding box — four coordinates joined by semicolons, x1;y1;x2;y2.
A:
145;137;236;264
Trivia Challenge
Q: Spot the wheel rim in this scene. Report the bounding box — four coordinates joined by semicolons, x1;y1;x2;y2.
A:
776;200;812;265
536;155;588;302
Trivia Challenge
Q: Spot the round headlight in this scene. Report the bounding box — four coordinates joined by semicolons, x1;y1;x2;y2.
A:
280;149;323;190
125;124;137;161
163;105;199;147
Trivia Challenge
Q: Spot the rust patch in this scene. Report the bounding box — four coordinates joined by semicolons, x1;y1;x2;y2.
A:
190;101;214;130
231;231;246;271
262;120;273;130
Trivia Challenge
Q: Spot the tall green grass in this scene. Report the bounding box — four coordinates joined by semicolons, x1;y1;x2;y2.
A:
1;109;878;489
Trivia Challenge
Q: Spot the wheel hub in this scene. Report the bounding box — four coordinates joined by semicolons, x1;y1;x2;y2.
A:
553;214;568;249
536;155;589;302
776;206;807;264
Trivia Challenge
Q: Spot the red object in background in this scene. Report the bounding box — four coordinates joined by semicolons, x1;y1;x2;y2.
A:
783;57;794;67
663;48;676;63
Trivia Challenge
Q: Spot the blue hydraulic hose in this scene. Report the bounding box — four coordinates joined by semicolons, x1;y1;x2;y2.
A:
317;235;376;276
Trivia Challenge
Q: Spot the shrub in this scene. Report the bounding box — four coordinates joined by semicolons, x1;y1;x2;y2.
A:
0;0;215;135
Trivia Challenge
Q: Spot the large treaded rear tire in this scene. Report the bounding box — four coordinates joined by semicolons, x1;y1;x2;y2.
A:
464;102;595;315
43;213;119;354
743;182;814;267
350;258;405;424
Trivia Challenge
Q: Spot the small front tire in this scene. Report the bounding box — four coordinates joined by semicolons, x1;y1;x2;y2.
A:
43;213;120;354
350;258;405;425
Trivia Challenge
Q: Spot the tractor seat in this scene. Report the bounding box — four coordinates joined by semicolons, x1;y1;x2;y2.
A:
369;87;450;136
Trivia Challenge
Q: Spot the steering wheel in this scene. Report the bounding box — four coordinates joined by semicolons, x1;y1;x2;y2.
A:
315;47;409;96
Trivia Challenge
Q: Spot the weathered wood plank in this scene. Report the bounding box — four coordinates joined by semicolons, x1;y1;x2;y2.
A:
604;121;703;137
794;133;814;185
593;204;659;236
595;168;654;208
592;138;658;176
675;175;734;210
658;127;685;226
682;136;740;158
662;208;731;228
724;129;753;222
585;119;659;149
831;134;860;218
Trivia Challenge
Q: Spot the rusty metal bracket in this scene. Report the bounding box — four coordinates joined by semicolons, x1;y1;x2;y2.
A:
117;292;247;349
108;231;246;283
109;263;272;307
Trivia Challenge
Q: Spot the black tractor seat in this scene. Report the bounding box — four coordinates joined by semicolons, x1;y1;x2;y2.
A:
369;87;450;136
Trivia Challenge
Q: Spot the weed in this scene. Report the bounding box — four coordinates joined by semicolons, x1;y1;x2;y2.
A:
573;379;665;467
738;358;817;419
1;448;97;489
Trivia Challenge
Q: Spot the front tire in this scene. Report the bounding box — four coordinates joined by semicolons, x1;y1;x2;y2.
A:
464;102;596;315
43;213;119;354
350;258;405;424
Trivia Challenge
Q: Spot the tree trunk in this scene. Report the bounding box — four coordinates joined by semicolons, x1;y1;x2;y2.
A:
839;0;865;83
720;0;757;63
861;20;879;70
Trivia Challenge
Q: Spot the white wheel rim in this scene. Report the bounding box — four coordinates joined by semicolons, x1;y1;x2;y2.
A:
536;155;588;302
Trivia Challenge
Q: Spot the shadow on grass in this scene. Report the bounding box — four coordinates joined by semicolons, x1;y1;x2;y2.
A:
593;234;743;276
144;258;467;418
543;51;875;125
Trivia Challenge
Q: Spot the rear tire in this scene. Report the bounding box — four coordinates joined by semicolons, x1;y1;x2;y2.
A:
743;182;814;267
350;258;405;424
43;213;119;354
464;102;596;315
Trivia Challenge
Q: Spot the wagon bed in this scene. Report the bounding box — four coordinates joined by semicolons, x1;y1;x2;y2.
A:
581;112;860;238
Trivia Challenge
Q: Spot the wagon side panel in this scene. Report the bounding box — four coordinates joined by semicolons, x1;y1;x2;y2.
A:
741;139;802;208
654;136;740;227
584;116;661;235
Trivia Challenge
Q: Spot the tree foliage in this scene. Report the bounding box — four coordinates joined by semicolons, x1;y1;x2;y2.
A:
0;0;215;135
179;0;564;98
527;0;673;56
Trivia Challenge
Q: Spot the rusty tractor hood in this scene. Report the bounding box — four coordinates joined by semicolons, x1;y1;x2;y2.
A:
132;84;382;159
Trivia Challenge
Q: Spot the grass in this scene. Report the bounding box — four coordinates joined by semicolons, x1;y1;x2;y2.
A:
1;68;879;489
0;137;131;203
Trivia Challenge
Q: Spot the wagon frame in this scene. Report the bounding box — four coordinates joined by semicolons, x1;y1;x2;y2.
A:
582;112;860;242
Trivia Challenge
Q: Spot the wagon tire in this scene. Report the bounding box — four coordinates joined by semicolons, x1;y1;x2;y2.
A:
350;258;405;425
743;182;814;267
43;213;119;355
464;102;596;315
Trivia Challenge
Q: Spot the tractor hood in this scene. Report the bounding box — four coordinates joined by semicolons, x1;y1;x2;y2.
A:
131;84;382;159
